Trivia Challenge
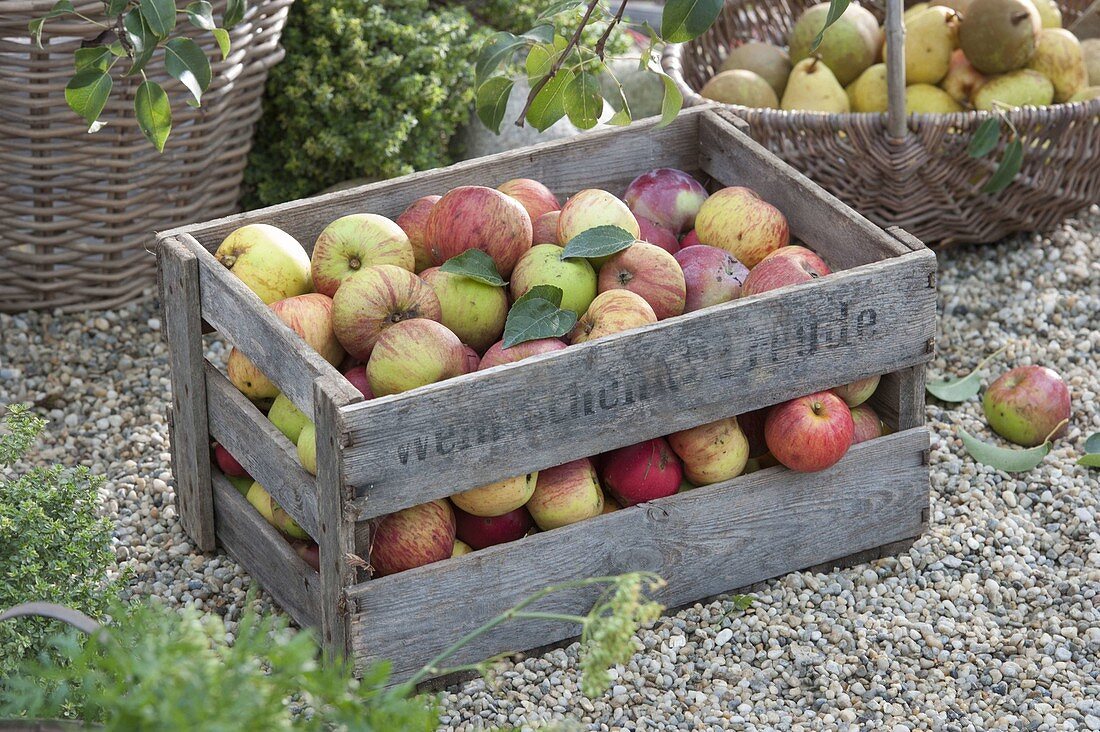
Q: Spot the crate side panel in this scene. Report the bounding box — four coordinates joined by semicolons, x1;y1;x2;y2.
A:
342;251;937;519
348;428;930;682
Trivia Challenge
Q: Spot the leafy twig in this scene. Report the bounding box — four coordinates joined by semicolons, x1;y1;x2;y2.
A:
594;0;630;59
517;0;602;127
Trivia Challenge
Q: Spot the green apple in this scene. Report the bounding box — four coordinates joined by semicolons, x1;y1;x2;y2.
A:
310;214;414;297
297;422;317;475
246;481;308;539
419;267;508;353
214;224;312;304
527;458;604;530
451;473;538;517
510;244;598;316
268;393;309;443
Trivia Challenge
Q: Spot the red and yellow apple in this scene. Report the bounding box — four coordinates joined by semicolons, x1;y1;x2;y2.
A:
568;290;657;344
983;365;1071;447
451;472;538;517
310;214;414;297
420;266;508;353
637;216;681;254
332;264;441;361
246;481;308;540
674;245;749;312
695;187;790;268
765;391;854;472
510;244;598;316
451;539;473;557
741;245;830;296
668;417;749;485
214;443;249;478
850;403;884;444
557;189;641;245
426;186;533;277
680;229;700;248
395;194;441;273
532;211;562;245
599;437;683;506
214;223;312;304
623;168;709;234
461;345;481;374
832;374;880;407
597;242;686;320
497;178;561;221
479;338;568;370
527;457;604;530
343;365;374;400
366;318;465;396
367;500;456;577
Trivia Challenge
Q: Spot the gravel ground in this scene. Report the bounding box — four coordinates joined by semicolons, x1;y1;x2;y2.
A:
1;206;1097;731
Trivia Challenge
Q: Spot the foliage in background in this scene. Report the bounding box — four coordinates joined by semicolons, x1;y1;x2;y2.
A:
0;404;117;681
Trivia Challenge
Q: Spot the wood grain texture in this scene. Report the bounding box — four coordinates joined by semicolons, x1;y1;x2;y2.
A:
159;237;215;551
204;360;320;540
341;250;937;520
870;365;929;432
700;110;911;270
178;233;359;418
348;428;930;683
212;472;321;630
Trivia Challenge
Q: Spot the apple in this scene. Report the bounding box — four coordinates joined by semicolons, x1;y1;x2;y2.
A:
498;178;561;221
982;365;1071;447
850;403;884;444
366;500;455;577
291;540;320;571
674;245;749;312
310;214;414;297
420;267;508;353
426;186;533;277
228;475;253;495
599;437;683;507
246;481;308;540
741;245;830;296
366;318;465;396
343;365;375;400
451;472;538;517
296;422;316;475
510;244;598;316
637;216;681;255
214;223;312;304
743;453;781;474
527;457;605;530
532;211;562;245
601;494;621;513
213;443;249;479
396;194;441;273
569;290;657;344
228;293;344;399
598;242;686;320
680;229;700;247
454;504;534;549
668;417;749;485
332;264;442;361
451;539;473;557
737;407;770;458
461;345;481;374
765;391;854;472
622;168;708;234
557;189;641;246
695;187;790;268
479;338;568;370
677;477;696;493
268;393;310;443
832;374;880;407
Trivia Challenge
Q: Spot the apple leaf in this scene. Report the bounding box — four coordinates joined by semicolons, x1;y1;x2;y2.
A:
186;0;216;30
164;37;212;106
1078;453;1100;468
64;69;113;127
440;250;506;287
503;286;575;348
537;0;586;20
212;28;231;60
514;284;563;308
140;0;176;38
560;225;636;260
661;0;724;43
925;344;1007;403
564;71;602;130
958;428;1051;473
653;70;684;129
1085;432;1100;453
134;80;171;152
476;31;526;87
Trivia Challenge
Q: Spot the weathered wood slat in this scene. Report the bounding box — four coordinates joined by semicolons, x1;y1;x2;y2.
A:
699;110;911;271
348;428;930;683
177;233;359;419
341;249;937;520
161;111;704;254
870;365;929;433
159;238;215;551
204;361;320;540
212;472;321;629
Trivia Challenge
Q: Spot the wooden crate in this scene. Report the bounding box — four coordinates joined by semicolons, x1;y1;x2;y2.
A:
155;106;936;685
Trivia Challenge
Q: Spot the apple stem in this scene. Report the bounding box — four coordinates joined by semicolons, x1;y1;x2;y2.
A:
348;257;361;270
218;255;236;269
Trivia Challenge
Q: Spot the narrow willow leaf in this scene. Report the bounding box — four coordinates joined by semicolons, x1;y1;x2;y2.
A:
440;249;506;287
564;72;602;130
140;0;176;37
165;37;211;105
560;225;636;260
661;0;724;43
654;70;683;128
186;0;216;30
958;428;1051;473
811;0;852;52
514;284;564;308
476;31;525;87
1085;432;1100;453
925;344;1008;402
135;80;172;152
74;47;112;72
982;138;1024;193
65;69;112;127
1078;454;1100;468
526;70;574;132
967;117;1001;158
476;76;513;134
212;28;231;60
223;0;246;28
503;295;576;348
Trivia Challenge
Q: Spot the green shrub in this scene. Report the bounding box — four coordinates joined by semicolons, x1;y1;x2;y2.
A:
0;404;117;680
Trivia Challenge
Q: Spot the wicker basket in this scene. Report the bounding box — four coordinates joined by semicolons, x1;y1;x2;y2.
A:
663;0;1100;245
0;0;292;313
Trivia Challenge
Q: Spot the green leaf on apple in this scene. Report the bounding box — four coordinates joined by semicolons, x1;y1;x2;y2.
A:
503;285;576;348
440;250;506;287
957;427;1051;473
560;225;636;260
925;344;1007;403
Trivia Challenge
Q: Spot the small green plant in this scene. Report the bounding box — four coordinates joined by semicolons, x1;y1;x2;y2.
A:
0;404;118;681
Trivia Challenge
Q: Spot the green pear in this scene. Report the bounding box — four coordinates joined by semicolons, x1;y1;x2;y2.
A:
959;0;1042;74
906;83;965;112
719;41;793;97
1083;39;1100;85
1067;86;1100;102
782;57;851;112
1026;28;1087;102
902;6;961;84
701;69;780;107
1030;0;1061;27
789;3;880;85
941;48;987;104
847;63;889;112
972;69;1054;109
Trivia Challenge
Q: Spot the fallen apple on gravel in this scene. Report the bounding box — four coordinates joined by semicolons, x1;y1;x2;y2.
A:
695;187;790;268
420;266;508;353
215;223;312;304
597;241;686;320
569;290;657;344
527;457;604;530
366;318;465;396
623;168;708;234
510;244;598;316
600;437;683;507
479;337;568;370
426;186;533;277
741;245;830;297
364;500;455;577
454;504;534;549
332;264;441;361
451;473;538;517
674;245;749;312
498;178;561;221
395;194;441;273
765;391;854;472
668;417;749;485
983;365;1071;447
832;374;881;408
311;213;414;297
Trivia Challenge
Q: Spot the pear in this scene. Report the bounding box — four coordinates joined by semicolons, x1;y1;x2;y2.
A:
782;57;851;112
941;48;987;104
1080;39;1100;86
1026;28;1087;102
847;63;889;112
906;83;965;112
959;0;1042;74
701;69;780;107
972;68;1054;109
789;3;880;85
904;2;931;21
719;41;793;97
901;7;961;84
1030;0;1061;27
1067;86;1100;102
937;0;973;13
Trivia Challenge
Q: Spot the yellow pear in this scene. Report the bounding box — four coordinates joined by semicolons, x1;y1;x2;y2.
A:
906;83;965;112
847;63;889;112
701;69;780;108
781;57;851;113
1067;86;1100;102
719;41;793;97
904;2;931;21
1083;39;1100;85
1027;28;1088;102
972;69;1054;109
899;6;960;84
941;48;987;104
1030;0;1062;27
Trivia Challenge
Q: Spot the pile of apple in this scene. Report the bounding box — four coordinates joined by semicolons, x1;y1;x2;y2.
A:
207;168;890;577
